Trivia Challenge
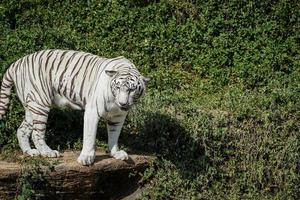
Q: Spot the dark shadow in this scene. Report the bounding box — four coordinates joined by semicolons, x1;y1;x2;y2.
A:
123;156;136;165
122;112;213;181
46;108;84;149
45;109;217;195
47;109;211;178
93;153;138;165
46;108;107;151
45;108;216;178
94;154;111;163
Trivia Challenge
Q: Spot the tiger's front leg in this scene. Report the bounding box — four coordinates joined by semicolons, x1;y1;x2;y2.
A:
77;109;99;166
107;114;128;160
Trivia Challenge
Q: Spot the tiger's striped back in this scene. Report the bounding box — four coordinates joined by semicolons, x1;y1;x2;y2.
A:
0;49;140;113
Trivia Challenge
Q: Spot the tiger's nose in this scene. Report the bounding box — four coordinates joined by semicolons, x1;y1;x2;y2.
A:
119;102;128;107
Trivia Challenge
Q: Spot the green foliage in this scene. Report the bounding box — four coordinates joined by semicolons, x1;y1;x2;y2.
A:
0;0;299;199
16;157;57;199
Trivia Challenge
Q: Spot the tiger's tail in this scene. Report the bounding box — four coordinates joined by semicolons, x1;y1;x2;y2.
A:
0;69;14;120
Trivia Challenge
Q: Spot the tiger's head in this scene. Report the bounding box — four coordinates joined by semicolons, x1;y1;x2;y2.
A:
106;70;150;111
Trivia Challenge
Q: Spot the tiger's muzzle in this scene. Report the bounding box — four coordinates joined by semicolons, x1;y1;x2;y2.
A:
116;89;132;111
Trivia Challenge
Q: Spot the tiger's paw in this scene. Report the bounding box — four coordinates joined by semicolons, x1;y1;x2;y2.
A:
40;149;60;158
26;149;41;156
77;152;95;166
111;150;129;161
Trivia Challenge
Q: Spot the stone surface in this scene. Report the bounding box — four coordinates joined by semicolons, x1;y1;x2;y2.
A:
0;150;154;199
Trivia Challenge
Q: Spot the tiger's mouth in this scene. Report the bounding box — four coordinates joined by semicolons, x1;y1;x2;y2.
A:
120;106;130;111
116;102;131;111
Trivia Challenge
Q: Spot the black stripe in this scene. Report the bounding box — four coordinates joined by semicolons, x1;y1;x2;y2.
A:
44;50;55;68
26;94;34;104
37;51;51;102
0;93;9;98
32;120;47;125
95;99;101;117
32;51;45;80
1;82;11;88
6;69;13;81
79;57;98;99
28;107;48;117
45;50;56;71
38;50;48;68
69;53;88;75
102;57;124;72
13;57;22;70
103;96;108;112
107;121;120;126
66;51;79;68
31;52;37;81
0;105;6;109
21;62;26;102
67;54;91;97
3;74;13;83
58;51;79;80
48;50;59;73
88;59;100;80
58;52;82;94
33;127;46;132
115;63;129;70
36;92;50;107
14;57;23;81
33;50;40;60
58;53;75;86
55;50;68;73
28;73;49;106
44;51;55;99
48;52;59;86
83;97;87;106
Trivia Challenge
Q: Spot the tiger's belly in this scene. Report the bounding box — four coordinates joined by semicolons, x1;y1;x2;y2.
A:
53;94;83;110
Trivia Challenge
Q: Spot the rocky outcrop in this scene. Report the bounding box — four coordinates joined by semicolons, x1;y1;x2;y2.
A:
0;150;154;199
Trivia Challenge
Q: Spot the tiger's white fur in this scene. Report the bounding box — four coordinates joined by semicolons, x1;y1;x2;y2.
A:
0;50;149;165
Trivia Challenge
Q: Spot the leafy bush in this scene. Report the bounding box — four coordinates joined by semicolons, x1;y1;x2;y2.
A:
16;157;56;200
0;0;299;199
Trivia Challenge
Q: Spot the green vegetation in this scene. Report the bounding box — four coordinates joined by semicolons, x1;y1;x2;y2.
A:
0;147;57;199
16;157;56;199
0;0;299;199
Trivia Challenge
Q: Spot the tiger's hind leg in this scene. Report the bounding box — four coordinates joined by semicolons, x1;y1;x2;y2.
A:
17;110;40;156
27;102;59;158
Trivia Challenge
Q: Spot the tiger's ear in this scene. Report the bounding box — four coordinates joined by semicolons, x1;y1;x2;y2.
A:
142;76;150;83
105;70;117;77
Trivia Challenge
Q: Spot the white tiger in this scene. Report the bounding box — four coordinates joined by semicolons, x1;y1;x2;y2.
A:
0;50;149;165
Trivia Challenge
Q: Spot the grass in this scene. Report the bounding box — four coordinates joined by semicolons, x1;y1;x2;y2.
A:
0;0;299;199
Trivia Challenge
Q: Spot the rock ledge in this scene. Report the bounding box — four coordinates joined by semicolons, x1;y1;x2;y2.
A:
0;150;154;199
